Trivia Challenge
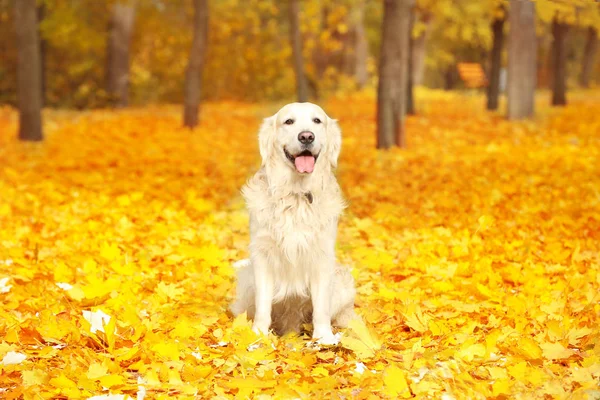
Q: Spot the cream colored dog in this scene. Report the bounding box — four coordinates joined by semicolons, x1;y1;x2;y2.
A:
230;102;356;345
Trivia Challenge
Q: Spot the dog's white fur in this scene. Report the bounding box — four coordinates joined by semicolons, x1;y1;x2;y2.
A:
230;102;356;344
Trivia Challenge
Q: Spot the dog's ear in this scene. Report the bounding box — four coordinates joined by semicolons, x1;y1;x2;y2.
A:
258;115;276;166
326;117;342;169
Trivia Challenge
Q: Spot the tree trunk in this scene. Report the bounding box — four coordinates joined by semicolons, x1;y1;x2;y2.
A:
341;30;355;77
487;15;505;111
507;0;536;120
580;27;598;88
377;0;413;149
37;3;47;107
289;0;309;102
551;18;568;106
407;9;415;115
15;0;43;141
354;0;368;88
412;14;431;86
106;1;136;108
443;65;457;90
183;0;209;128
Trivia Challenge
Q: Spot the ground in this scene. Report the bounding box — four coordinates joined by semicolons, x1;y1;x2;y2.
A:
0;90;599;399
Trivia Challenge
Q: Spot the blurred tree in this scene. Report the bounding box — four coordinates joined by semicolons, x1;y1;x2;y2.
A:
507;0;536;120
14;0;43;141
106;0;136;108
2;0;598;108
353;0;368;88
417;0;494;89
407;7;415;115
38;0;110;108
289;0;309;102
37;3;47;106
580;26;598;87
551;16;569;105
486;7;505;111
411;11;431;86
183;0;209;128
377;0;413;148
1;0;17;105
536;0;599;96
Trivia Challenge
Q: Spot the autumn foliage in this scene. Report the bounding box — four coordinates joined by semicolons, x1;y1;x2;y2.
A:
1;90;600;398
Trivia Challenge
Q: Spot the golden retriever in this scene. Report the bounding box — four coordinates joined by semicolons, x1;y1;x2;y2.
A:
230;102;356;345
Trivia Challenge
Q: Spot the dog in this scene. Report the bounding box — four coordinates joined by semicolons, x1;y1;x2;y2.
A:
230;102;356;345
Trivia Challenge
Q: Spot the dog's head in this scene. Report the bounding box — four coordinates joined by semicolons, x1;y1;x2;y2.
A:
258;102;341;174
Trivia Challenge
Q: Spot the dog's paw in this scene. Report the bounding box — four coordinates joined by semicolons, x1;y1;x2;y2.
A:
252;322;270;336
313;330;339;346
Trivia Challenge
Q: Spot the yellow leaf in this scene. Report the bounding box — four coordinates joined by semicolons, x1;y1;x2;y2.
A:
21;369;48;387
476;215;494;233
116;194;131;206
508;361;527;380
66;285;86;301
340;318;381;358
526;367;546;385
541;342;574;360
492;379;511;396
172;319;198;338
151;342;180;361
403;304;429;333
517;337;543;360
168;369;184;385
100;243;120;261
98;374;125;388
232;312;252;331
144;369;162;386
104;315;117;352
312;366;329;377
571;367;594;383
222;377;277;389
49;374;77;389
86;362;108;380
488;367;508;380
156;281;184;301
475;283;493;299
457;343;486;362
384;365;411;398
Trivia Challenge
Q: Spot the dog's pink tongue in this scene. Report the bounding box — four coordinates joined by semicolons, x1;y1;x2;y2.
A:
294;155;315;173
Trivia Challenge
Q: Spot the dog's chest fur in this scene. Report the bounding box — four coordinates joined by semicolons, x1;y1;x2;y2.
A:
243;169;345;263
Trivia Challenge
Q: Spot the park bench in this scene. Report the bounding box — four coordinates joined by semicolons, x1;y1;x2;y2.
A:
457;63;488;88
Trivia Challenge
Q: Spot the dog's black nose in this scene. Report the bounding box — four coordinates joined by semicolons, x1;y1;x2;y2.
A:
298;131;314;144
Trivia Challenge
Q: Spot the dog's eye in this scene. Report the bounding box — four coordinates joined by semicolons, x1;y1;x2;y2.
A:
284;119;294;125
313;118;322;124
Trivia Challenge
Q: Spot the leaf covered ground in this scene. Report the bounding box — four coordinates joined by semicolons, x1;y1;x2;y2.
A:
1;91;599;399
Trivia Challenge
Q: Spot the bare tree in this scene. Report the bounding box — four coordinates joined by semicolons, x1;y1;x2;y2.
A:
487;13;505;111
377;0;413;148
183;0;209;128
551;17;568;106
15;0;43;141
106;1;136;108
580;26;597;88
289;0;309;102
507;0;536;120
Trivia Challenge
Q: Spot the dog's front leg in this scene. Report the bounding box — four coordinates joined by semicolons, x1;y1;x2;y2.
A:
311;267;337;345
252;254;273;335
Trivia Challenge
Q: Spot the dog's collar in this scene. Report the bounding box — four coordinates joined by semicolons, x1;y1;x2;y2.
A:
304;192;313;204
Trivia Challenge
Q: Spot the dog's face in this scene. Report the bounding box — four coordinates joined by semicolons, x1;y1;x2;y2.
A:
259;102;341;174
